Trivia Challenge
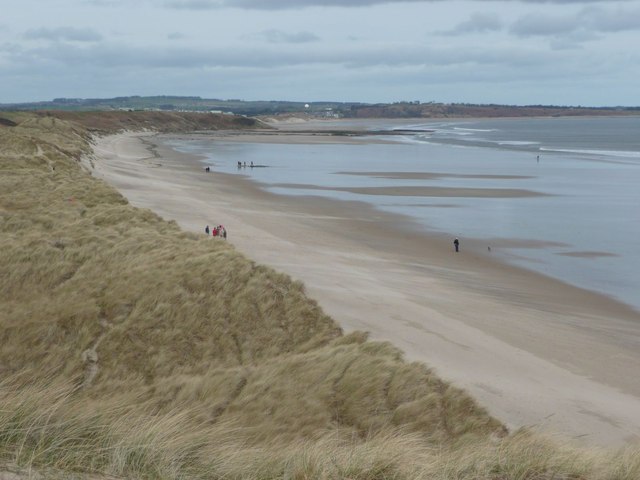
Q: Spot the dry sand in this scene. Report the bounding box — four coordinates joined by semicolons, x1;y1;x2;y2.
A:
89;130;640;448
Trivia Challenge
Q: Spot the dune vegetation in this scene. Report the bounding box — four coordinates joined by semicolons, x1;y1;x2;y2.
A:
1;111;639;479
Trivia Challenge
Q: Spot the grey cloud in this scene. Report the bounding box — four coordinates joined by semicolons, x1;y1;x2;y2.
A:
510;13;576;36
0;42;23;55
548;29;600;49
24;27;103;42
443;12;503;36
164;0;220;9
510;5;640;39
585;6;640;32
9;40;556;72
5;36;633;105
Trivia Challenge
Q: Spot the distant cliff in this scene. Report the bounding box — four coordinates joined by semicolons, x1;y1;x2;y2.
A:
35;109;268;134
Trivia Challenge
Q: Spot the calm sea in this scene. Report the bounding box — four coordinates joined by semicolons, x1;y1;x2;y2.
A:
165;116;640;311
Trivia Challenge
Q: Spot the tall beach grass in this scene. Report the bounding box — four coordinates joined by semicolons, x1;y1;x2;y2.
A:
1;112;639;479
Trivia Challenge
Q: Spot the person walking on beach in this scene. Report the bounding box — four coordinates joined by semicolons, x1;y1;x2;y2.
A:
205;225;210;235
453;238;459;252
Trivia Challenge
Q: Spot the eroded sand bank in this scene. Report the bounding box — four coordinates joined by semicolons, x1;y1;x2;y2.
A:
89;130;640;447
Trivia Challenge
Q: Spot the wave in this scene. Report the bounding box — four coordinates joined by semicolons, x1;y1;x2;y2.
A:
385;134;433;145
442;130;475;136
539;147;640;159
453;127;498;132
497;141;541;146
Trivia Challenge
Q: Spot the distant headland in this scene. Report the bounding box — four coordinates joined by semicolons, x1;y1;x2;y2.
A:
1;95;638;119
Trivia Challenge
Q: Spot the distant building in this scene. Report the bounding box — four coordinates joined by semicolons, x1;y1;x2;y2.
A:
321;108;340;118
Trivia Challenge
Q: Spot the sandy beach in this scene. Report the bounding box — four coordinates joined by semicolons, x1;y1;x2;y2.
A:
89;129;640;448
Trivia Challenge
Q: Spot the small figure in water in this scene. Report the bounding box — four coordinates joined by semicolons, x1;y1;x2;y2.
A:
250;161;254;168
237;161;242;169
537;155;540;163
453;238;459;252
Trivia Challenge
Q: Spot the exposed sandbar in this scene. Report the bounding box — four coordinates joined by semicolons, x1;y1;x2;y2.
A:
270;183;547;198
556;251;619;258
338;171;535;180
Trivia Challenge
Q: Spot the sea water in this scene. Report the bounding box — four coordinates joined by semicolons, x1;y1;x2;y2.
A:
165;116;640;311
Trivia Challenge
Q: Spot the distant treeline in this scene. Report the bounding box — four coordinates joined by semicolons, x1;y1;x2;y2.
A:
348;102;640;118
2;95;638;118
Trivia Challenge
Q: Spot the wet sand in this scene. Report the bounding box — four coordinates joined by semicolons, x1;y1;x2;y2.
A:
268;183;547;198
89;130;640;447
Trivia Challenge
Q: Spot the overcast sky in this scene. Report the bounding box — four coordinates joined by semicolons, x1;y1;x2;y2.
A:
1;0;639;106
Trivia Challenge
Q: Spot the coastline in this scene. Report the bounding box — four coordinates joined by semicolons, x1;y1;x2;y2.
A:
89;130;640;447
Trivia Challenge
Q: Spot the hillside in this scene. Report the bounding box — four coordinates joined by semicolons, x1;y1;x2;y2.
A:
347;102;640;118
2;95;638;119
1;111;639;479
31;110;267;134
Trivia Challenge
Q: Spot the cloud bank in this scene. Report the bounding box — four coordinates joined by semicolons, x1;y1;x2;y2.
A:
1;0;638;105
164;0;635;10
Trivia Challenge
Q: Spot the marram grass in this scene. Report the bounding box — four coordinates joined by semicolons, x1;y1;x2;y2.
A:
1;112;639;479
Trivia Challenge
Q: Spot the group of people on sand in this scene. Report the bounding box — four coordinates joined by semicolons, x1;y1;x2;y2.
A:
207;222;463;252
208;220;460;252
205;224;227;239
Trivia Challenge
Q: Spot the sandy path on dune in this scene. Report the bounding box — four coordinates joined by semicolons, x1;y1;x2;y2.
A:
88;130;640;447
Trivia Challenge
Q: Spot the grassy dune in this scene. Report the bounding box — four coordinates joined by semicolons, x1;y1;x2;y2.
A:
1;112;639;479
